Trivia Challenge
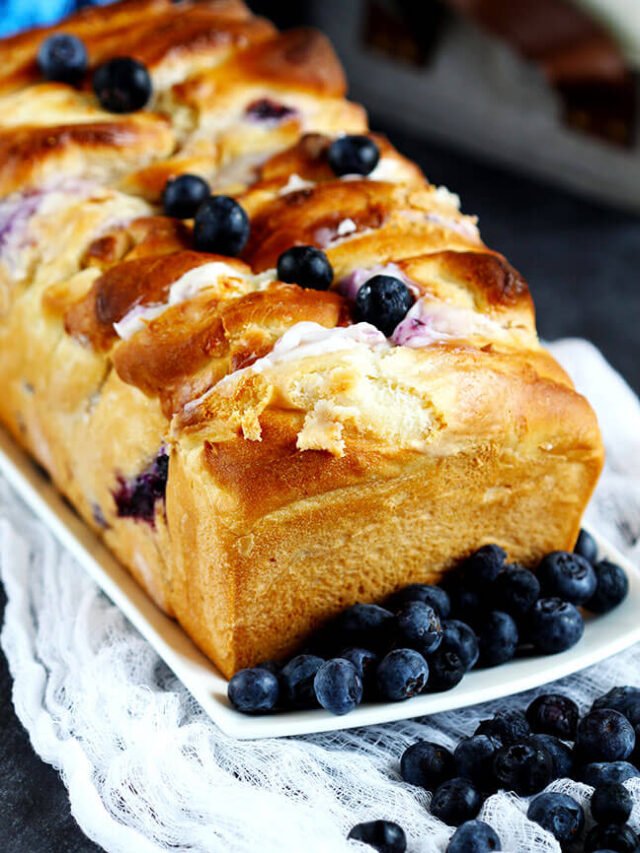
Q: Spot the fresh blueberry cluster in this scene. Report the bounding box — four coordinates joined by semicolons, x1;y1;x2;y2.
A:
160;175;253;257
143;133;418;335
37;33;153;113
227;531;628;717
365;687;640;852
182;135;419;333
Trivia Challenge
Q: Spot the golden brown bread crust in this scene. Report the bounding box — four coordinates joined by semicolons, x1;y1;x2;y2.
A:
0;112;175;197
0;0;604;677
112;282;348;411
0;1;262;95
0;12;361;200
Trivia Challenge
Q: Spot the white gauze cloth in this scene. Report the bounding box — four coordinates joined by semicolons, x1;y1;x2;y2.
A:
1;338;640;853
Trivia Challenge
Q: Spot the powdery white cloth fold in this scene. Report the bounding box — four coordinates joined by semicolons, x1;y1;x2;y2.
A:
1;338;639;853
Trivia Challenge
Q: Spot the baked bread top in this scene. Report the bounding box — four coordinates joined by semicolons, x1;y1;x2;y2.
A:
0;0;603;533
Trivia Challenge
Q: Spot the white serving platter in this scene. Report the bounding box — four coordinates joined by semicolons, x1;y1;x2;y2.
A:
1;425;639;740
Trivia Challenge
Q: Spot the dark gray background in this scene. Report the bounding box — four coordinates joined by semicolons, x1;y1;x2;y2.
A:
1;126;638;852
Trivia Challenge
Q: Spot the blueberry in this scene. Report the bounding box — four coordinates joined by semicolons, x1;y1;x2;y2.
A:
441;620;479;671
340;647;379;696
578;761;640;787
333;603;394;652
394;601;442;656
528;734;573;779
400;740;454;790
446;819;501;853
347;820;406;852
584;824;639;853
113;450;169;524
279;654;324;709
93;57;152;113
37;33;87;84
527;792;584;844
526;693;580;739
430;777;483;826
492;740;553;795
591;783;633;824
327;134;380;176
575;528;598;563
576;709;635;763
427;646;466;693
476;611;518;667
493;565;540;617
313;658;362;716
276;245;333;291
475;710;531;745
455;545;508;591
354;275;414;337
385;584;451;619
587;561;629;614
446;585;484;625
376;649;429;701
193;195;250;256
593;687;640;727
537;551;597;605
454;735;500;789
255;659;280;675
227;667;279;714
528;597;584;654
632;723;640;767
162;174;210;219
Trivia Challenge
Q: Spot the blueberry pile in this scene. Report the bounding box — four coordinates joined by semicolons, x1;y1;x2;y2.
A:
346;687;640;852
227;531;628;717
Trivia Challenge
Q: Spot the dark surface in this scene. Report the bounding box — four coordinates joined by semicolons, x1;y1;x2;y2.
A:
0;126;638;853
0;587;102;853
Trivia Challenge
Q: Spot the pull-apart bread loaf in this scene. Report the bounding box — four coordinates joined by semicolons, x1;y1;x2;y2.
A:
0;0;603;677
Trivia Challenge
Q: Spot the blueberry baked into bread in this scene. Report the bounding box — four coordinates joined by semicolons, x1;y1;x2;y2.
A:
0;0;604;677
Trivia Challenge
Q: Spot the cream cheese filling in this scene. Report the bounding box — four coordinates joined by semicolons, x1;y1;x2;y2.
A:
113;262;251;340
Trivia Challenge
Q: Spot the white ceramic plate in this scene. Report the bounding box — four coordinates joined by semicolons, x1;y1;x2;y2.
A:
2;426;639;740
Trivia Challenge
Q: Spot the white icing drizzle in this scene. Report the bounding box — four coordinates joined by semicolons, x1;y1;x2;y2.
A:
315;217;361;248
185;321;390;412
366;157;405;182
277;173;316;195
432;185;462;209
392;297;509;347
337;264;419;302
211;151;270;190
336;218;357;237
113;262;248;340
